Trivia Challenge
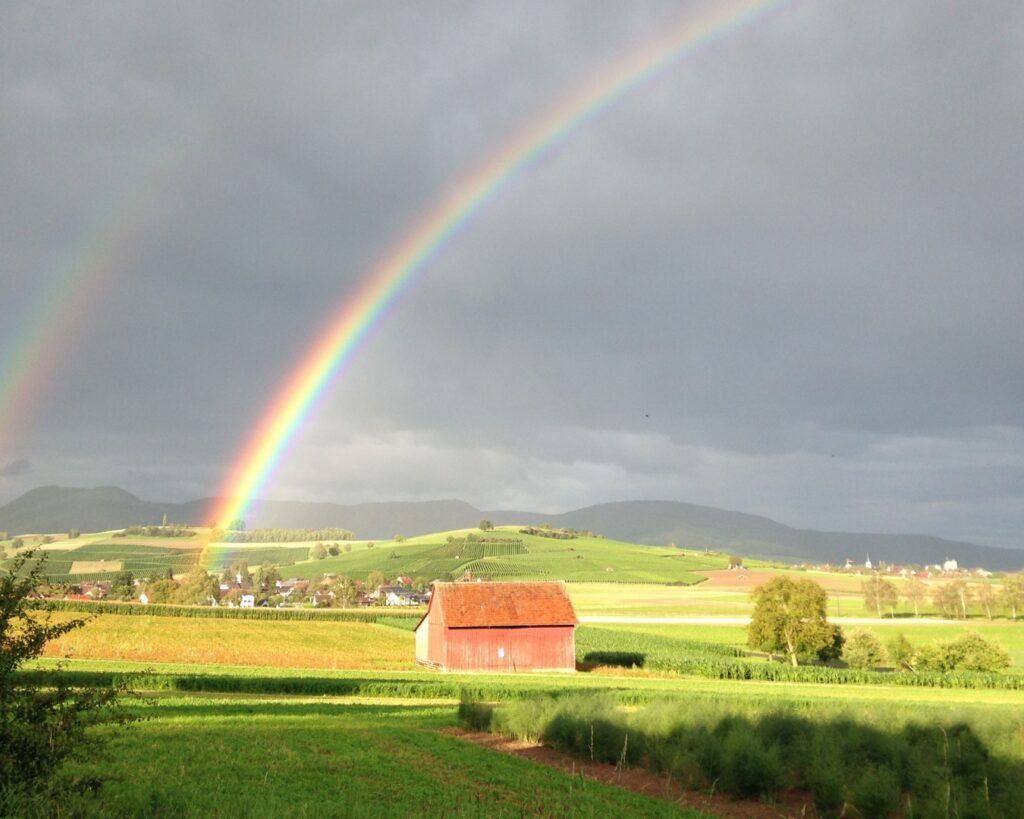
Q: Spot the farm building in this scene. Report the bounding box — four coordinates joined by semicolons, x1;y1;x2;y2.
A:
415;581;577;672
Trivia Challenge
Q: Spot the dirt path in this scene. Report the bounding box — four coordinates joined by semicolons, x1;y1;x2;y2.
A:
443;728;816;818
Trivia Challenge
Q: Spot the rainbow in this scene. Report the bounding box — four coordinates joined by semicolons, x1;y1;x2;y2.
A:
202;0;792;562
0;9;342;459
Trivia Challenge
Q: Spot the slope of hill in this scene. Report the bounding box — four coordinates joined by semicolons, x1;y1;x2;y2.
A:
1;486;1021;570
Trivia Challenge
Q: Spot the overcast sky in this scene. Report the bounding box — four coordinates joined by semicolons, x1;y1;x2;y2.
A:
2;1;1022;548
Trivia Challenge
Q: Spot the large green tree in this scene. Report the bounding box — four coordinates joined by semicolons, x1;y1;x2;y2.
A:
747;577;835;667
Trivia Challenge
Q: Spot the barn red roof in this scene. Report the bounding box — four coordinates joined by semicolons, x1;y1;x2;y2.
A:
428;582;577;628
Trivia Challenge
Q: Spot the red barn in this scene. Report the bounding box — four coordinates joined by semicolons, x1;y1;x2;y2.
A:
414;581;577;672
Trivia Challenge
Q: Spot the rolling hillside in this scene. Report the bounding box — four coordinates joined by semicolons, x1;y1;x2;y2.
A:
2;486;1021;570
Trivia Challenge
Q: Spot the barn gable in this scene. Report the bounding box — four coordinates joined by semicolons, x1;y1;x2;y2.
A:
415;581;577;672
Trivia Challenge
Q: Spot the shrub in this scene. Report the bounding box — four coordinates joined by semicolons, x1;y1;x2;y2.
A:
843;629;887;670
851;766;901;818
915;632;1011;672
456;696;493;732
717;728;785;799
1;551;134;797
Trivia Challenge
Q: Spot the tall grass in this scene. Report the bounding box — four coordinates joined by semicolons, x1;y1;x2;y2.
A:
464;693;1024;816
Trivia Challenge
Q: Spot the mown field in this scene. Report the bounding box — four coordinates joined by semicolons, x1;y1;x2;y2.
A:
31;697;706;818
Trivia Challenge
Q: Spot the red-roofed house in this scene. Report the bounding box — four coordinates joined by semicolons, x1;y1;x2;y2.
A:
414;581;577;672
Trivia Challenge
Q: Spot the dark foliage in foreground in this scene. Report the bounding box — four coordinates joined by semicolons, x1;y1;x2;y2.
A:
1;551;136;805
462;695;1024;818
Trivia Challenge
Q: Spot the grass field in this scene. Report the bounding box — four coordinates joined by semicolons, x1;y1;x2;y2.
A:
40;697;707;818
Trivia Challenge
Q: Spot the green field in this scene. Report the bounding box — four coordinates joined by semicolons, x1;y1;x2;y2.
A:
6;526;1024;816
37;696;706;818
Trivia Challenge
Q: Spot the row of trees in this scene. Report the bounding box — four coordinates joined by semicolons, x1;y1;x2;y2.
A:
748;576;1014;671
862;574;1024;619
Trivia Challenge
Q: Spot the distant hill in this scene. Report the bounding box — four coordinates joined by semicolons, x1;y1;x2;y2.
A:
1;486;1021;571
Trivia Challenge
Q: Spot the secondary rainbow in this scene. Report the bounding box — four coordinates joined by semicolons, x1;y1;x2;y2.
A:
204;0;792;550
0;9;343;456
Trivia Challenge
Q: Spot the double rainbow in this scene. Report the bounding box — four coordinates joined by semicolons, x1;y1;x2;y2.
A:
200;0;792;560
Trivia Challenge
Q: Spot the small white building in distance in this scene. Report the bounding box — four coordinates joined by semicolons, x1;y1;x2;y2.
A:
943;558;958;572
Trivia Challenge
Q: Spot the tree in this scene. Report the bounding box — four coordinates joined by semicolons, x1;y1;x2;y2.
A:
331;576;358;608
974;583;997;620
843;629;886;670
861;575;898;618
1;550;131;795
144;579;178;603
1000;574;1024;620
111;570;136;601
478;520;493;532
886;634;916;671
254;564;281;593
327;543;340;557
747;577;835;667
933;580;970;619
393;534;405;543
173;568;217;606
903;577;928;617
367;570;386;591
309;543;327;561
226;519;246;532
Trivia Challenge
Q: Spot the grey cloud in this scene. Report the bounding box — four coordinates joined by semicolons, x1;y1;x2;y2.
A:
0;459;30;477
1;1;1022;551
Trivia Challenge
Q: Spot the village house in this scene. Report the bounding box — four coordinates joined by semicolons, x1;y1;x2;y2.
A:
415;581;577;672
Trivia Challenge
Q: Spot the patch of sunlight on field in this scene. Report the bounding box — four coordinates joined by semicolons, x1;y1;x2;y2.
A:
567;582;753;616
69;559;123;573
43;613;416;670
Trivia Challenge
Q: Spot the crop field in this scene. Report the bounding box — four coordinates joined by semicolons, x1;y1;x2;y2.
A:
588;621;1024;666
41;613;415;670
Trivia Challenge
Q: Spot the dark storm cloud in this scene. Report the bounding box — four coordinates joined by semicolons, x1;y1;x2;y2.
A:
1;1;1022;550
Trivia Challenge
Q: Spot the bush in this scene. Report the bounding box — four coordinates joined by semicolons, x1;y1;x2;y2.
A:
1;551;134;798
915;632;1011;673
718;728;785;799
851;766;901;818
843;629;887;670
